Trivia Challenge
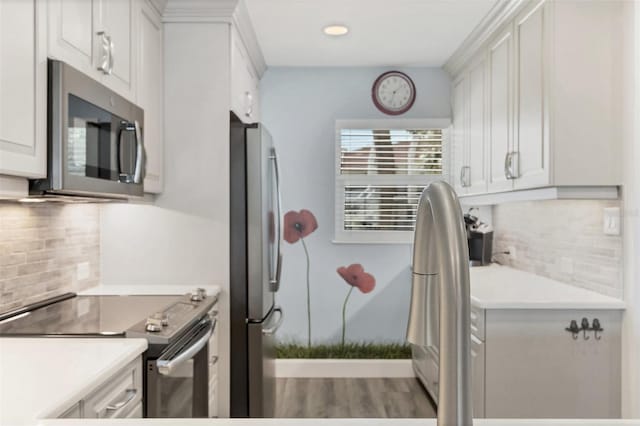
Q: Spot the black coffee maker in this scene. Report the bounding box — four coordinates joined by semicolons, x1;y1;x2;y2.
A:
464;211;493;266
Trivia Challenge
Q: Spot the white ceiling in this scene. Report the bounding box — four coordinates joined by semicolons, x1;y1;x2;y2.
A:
245;0;497;67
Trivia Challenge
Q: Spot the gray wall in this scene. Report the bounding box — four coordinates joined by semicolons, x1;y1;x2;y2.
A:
260;67;451;344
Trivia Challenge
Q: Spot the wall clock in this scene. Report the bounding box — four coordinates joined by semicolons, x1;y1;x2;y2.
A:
372;71;416;115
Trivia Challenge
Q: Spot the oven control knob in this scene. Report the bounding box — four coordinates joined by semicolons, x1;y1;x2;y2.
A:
191;288;206;302
145;320;162;332
146;313;168;332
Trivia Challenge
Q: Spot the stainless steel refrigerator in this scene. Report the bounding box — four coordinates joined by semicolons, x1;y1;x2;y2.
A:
230;114;283;417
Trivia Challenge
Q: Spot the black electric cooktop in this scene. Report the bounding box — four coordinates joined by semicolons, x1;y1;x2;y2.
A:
0;293;179;337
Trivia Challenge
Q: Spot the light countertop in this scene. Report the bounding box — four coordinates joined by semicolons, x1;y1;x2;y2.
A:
470;264;625;310
35;418;640;425
79;284;221;297
0;338;147;426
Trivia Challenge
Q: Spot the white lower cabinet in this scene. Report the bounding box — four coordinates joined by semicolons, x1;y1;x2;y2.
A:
58;357;143;419
58;403;82;419
473;308;621;419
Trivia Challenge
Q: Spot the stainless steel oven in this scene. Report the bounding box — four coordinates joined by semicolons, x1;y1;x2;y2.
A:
145;308;218;418
30;59;144;199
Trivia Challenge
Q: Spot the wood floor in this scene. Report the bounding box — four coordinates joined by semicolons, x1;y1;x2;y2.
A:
275;378;437;418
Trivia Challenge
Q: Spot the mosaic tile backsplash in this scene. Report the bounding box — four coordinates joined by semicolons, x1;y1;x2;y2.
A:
0;203;100;313
492;199;623;298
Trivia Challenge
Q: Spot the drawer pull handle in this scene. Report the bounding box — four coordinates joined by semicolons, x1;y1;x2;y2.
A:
106;389;137;412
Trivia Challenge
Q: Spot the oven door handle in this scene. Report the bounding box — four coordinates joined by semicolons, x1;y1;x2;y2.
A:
156;321;215;376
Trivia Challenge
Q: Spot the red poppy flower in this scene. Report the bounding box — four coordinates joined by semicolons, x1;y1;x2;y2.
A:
284;209;318;244
337;264;376;294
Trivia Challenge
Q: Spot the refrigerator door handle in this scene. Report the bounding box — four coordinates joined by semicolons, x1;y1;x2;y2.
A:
269;148;283;292
262;306;284;335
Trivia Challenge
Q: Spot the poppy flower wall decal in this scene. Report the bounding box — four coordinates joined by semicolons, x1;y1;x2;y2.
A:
337;264;376;348
283;209;318;347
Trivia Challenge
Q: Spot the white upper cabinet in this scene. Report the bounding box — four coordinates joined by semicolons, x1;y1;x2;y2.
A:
0;0;47;180
47;0;94;76
94;0;135;100
49;0;136;101
447;0;623;201
231;29;260;124
467;53;488;195
451;75;468;194
136;0;163;193
487;23;514;193
513;0;548;190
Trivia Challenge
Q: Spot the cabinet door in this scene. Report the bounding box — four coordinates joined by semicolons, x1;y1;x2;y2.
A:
95;0;135;100
514;0;549;189
48;0;95;77
487;25;515;193
451;75;468;195
471;334;486;418
466;54;488;195
0;0;46;178
137;0;163;193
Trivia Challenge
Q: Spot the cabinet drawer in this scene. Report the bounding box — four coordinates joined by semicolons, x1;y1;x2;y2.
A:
84;357;142;418
125;402;143;418
58;402;82;418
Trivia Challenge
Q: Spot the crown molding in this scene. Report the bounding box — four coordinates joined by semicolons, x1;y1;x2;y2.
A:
163;0;238;22
148;0;168;15
232;0;267;77
163;0;266;77
444;0;526;77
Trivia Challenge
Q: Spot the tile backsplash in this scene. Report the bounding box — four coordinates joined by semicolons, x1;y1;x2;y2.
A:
0;203;100;313
492;200;623;298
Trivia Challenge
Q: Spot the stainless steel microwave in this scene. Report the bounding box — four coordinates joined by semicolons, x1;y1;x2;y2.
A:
30;60;144;199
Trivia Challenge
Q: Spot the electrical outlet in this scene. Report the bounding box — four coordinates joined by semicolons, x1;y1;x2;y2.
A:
77;262;90;281
603;207;621;236
507;246;517;260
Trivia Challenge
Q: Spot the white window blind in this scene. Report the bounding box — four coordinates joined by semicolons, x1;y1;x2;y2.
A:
335;120;450;243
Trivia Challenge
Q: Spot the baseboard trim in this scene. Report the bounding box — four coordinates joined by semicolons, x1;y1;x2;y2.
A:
275;359;415;378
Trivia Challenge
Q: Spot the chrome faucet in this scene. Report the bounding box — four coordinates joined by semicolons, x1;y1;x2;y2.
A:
407;181;473;426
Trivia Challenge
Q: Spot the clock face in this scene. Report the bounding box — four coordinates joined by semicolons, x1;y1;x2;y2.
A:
372;71;416;115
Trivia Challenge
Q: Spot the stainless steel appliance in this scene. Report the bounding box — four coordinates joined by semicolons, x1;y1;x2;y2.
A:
230;114;283;418
0;290;217;419
406;181;473;426
29;60;145;199
128;290;218;418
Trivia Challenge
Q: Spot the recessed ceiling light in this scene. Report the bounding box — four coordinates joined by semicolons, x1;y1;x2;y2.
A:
323;25;349;37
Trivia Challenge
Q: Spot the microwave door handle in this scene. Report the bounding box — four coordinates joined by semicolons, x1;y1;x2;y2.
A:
117;123;126;182
133;120;145;184
156;321;215;376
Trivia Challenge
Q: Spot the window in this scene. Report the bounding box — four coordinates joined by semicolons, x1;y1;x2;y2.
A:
334;119;450;243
